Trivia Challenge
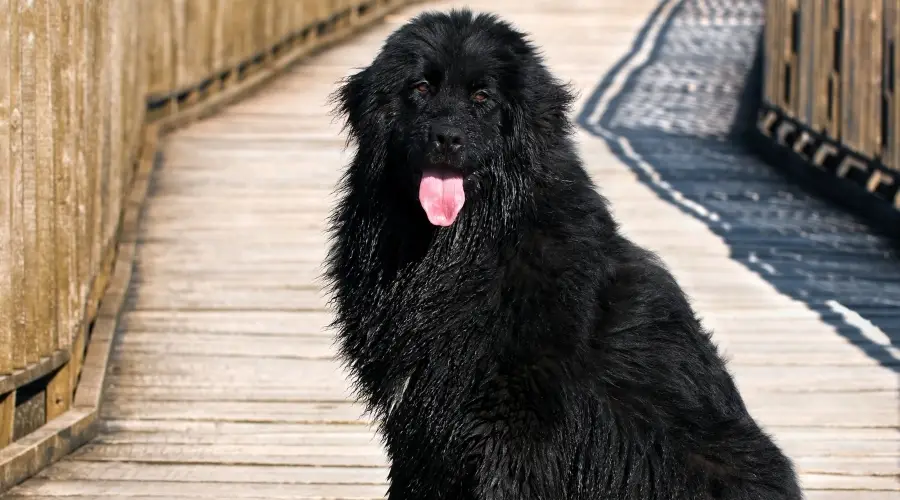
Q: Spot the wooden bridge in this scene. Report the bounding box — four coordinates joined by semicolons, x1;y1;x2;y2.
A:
1;0;898;498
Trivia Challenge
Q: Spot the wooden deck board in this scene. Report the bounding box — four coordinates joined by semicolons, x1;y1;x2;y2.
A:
3;0;897;498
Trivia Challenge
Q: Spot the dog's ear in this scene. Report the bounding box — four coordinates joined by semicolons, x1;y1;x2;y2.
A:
333;67;377;141
527;73;576;140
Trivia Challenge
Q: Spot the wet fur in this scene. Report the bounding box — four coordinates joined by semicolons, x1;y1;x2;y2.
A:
324;9;801;500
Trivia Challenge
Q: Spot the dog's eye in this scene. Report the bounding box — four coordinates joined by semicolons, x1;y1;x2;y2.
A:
472;90;489;103
414;80;430;95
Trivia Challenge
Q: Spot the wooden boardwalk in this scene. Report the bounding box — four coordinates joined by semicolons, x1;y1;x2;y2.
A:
3;0;898;498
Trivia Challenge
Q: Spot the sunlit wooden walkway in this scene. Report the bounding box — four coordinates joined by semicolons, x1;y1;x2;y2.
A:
3;0;898;498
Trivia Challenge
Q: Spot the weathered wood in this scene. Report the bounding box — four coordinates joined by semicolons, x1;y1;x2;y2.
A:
806;494;900;500
2;0;897;498
112;332;337;359
1;0;418;493
37;461;388;484
96;420;382;440
0;492;892;500
97;353;898;395
761;0;900;217
79;423;896;468
0;409;97;493
118;310;334;335
61;442;388;467
0;351;69;396
5;481;389;499
0;0;14;378
97;400;372;425
44;365;72;422
0;393;14;448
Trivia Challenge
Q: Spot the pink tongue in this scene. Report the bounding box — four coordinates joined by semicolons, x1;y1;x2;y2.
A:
418;169;465;226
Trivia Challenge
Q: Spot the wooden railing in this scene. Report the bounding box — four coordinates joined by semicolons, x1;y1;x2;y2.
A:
0;0;418;491
758;0;900;219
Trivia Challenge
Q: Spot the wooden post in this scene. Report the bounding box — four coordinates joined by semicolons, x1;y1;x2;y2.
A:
0;392;14;448
45;364;72;421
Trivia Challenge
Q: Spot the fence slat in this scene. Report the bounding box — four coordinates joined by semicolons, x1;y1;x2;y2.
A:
72;0;88;317
105;0;122;262
0;0;12;376
19;0;48;365
892;2;900;173
9;0;25;364
83;0;100;314
50;0;74;353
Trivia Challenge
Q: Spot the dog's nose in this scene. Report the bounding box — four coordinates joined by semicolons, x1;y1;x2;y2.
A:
430;124;465;153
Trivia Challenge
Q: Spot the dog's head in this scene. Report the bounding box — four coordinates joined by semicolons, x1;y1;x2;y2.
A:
334;9;574;227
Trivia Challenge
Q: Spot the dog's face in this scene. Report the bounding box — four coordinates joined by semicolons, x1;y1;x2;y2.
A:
336;10;573;227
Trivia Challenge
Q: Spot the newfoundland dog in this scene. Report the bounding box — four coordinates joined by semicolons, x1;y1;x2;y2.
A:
325;8;801;500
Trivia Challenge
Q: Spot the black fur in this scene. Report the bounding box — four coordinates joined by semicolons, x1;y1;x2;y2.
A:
324;9;801;500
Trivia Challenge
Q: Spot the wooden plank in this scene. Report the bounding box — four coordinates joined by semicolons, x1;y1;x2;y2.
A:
111;309;885;337
99;354;897;394
18;494;896;500
97;419;382;439
805;493;900;500
63;442;387;467
70;0;88;320
808;0;825;131
81;0;101;318
98;400;371;425
119;310;334;335
50;0;76;354
31;451;884;492
11;476;894;499
860;0;883;157
0;0;13;377
716;340;898;367
111;332;337;358
44;0;74;423
103;0;123;274
16;0;43;366
893;0;900;173
883;0;897;170
101;356;351;385
799;473;899;492
96;390;900;429
829;0;843;138
797;1;815;125
142;0;174;98
102;387;354;403
5;481;389;499
765;0;784;107
0;352;69;397
840;0;860;150
32;0;59;360
85;421;891;455
60;440;900;477
37;461;387;485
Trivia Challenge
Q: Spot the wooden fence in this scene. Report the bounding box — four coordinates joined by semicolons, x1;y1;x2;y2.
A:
0;0;417;491
759;0;900;215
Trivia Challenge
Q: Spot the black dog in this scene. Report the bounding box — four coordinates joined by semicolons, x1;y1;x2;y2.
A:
325;9;801;499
